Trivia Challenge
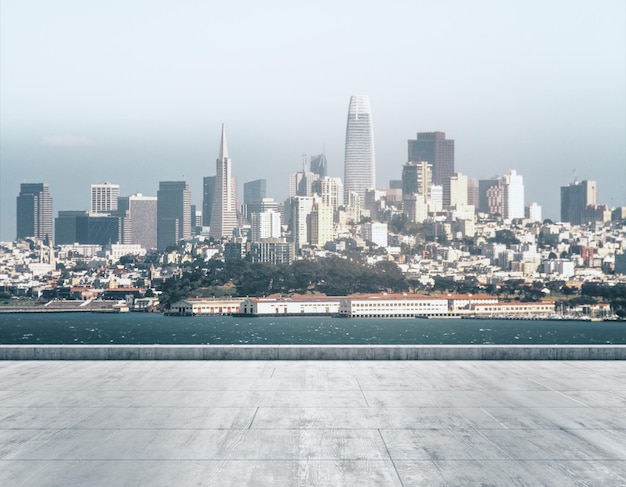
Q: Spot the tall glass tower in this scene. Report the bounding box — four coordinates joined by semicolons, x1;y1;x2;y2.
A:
343;95;375;204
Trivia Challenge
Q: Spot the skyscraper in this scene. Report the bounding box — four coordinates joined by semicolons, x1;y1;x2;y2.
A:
91;182;120;213
202;176;216;227
209;124;238;239
561;180;597;225
16;183;53;242
407;132;454;186
117;193;157;250
501;169;524;220
157;181;191;250
310;153;328;178
243;179;267;205
344;95;375;203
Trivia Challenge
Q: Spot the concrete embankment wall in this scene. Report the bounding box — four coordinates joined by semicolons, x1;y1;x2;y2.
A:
1;345;625;360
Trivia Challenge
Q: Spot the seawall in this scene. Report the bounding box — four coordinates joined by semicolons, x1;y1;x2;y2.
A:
1;345;625;360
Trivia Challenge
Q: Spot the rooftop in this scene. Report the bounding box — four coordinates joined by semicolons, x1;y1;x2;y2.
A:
1;359;625;485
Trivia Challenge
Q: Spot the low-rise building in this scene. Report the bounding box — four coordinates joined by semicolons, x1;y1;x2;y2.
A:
168;297;245;316
238;296;341;316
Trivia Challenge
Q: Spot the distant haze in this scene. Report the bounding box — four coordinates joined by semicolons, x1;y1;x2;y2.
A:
1;0;624;240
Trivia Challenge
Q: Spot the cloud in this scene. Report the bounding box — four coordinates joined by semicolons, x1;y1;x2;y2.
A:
42;134;92;147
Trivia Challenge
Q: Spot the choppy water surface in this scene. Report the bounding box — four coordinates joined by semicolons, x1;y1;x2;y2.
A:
0;313;624;345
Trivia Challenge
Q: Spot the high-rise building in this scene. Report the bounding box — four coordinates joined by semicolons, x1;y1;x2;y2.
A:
312;176;343;212
561;180;597;225
116;193;157;250
202;176;216;227
54;211;86;245
291;196;315;251
209;125;238;239
250;210;282;242
467;178;479;208
485;185;503;216
344;95;375;203
157;181;191;250
477;170;524;219
289;168;318;198
55;211;121;246
310;153;328;178
444;173;468;207
478;178;500;214
91;182;120;213
307;199;334;248
243;179;267;205
407;132;454;186
501;169;524;220
402;161;432;200
16;183;53;242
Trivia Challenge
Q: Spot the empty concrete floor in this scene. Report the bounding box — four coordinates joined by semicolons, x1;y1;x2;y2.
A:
1;360;625;486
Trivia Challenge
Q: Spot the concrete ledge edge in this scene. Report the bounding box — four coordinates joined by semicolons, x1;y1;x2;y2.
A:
1;345;626;360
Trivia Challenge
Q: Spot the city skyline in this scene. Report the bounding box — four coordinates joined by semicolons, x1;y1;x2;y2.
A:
1;1;624;240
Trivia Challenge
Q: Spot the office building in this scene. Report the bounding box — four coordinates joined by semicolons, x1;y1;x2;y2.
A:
55;211;121;246
157;181;191;250
407;132;454;186
202;176;216;227
312;176;343;212
117;194;157;250
289;168;318;198
55;211;85;245
561;180;597;225
91;182;119;213
501;169;524;220
16;183;53;242
344;95;375;203
402;161;432;200
444;173;468;208
243;179;267;205
310;153;328;178
209;124;238;239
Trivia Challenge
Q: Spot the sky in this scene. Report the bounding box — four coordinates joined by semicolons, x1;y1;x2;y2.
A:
1;0;625;241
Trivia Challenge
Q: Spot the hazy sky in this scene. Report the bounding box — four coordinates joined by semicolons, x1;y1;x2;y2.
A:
1;0;625;240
